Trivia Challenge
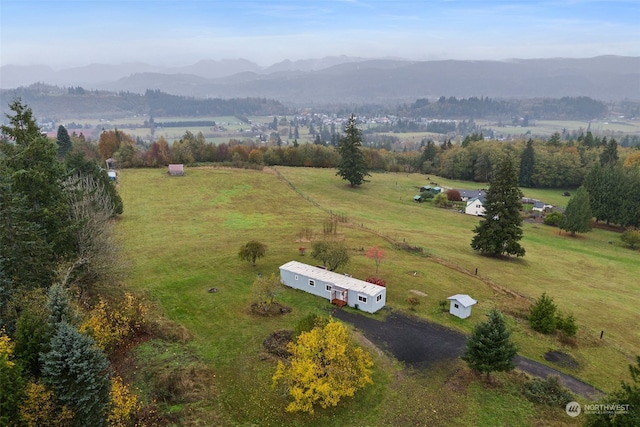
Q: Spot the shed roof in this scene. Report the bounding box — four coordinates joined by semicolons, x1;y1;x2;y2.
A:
280;261;385;296
447;294;477;307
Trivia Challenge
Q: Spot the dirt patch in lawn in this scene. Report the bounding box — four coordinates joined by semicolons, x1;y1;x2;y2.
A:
544;351;580;370
409;290;428;297
249;301;292;317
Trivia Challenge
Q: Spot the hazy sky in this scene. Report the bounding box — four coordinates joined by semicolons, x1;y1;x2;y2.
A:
1;0;638;68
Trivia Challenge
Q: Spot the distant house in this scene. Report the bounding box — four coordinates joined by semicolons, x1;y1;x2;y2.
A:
458;189;486;202
531;200;546;212
168;164;184;176
447;294;477;319
279;261;386;314
465;196;486;216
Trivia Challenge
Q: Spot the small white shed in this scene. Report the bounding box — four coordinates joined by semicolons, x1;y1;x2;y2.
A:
447;294;477;319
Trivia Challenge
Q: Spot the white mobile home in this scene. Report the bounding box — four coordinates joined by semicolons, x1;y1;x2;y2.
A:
279;261;386;314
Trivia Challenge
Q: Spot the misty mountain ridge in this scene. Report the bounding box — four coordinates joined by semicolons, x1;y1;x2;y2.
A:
1;56;638;105
0;56;368;88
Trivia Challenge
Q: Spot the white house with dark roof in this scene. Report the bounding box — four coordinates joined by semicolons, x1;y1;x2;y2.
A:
447;294;477;319
279;261;386;313
458;189;486;202
465;195;486;216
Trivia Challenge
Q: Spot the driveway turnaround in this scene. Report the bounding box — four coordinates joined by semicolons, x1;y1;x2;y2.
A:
332;309;603;399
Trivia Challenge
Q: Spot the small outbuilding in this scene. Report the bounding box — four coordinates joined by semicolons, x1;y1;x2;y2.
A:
168;164;184;176
447;294;477;319
279;261;386;313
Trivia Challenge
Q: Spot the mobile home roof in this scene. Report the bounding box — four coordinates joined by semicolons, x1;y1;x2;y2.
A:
280;261;385;296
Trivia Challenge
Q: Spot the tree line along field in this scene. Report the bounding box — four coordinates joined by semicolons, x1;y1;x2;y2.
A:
53;114;640;147
116;166;638;425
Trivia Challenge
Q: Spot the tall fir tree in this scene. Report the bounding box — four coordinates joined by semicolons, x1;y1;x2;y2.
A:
1;100;75;276
40;321;111;427
461;309;517;379
470;157;525;257
559;186;593;236
335;114;370;187
599;138;619;167
519;138;535;187
56;125;73;159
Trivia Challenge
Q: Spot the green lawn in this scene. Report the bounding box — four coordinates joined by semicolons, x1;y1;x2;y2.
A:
116;166;637;425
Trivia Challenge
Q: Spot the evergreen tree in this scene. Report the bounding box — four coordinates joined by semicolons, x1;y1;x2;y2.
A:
47;283;74;326
41;321;111;427
13;290;52;377
0;162;56;293
470;157;525;257
1;100;75;274
56;125;73;159
599;138;619;167
584;355;640;426
529;293;557;334
461;309;517;379
336;114;370;187
559;186;593;236
519;138;535;187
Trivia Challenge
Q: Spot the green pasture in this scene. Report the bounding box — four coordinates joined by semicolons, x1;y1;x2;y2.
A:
116;166;637;425
477;119;640;137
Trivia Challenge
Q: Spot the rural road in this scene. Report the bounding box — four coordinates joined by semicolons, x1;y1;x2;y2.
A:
332;309;603;399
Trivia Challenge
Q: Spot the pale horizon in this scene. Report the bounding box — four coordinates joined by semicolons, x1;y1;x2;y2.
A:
1;0;639;69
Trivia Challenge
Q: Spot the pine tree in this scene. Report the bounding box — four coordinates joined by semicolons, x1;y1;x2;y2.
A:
559;186;593;236
584;355;640;426
40;322;111;427
335;114;370;187
57;125;73;159
1;100;75;274
470;157;525;257
528;293;557;334
462;309;517;379
519;138;535;187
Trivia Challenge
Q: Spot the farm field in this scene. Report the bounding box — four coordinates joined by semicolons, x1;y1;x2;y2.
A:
477;118;640;138
116;166;639;425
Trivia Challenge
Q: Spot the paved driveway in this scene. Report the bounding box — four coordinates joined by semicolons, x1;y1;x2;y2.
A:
332;309;603;399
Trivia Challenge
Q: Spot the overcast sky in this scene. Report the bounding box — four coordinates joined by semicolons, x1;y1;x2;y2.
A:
1;0;638;68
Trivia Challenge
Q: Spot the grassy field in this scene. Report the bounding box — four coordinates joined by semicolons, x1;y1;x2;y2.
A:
116;166;639;425
476;118;640;138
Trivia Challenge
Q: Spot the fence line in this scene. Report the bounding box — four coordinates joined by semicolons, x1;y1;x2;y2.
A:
269;167;529;301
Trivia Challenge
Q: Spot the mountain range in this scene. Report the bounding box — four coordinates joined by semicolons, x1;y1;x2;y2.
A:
1;56;639;105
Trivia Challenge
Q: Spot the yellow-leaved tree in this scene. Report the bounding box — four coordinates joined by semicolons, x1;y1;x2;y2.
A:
79;293;147;354
108;375;140;427
272;318;373;414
